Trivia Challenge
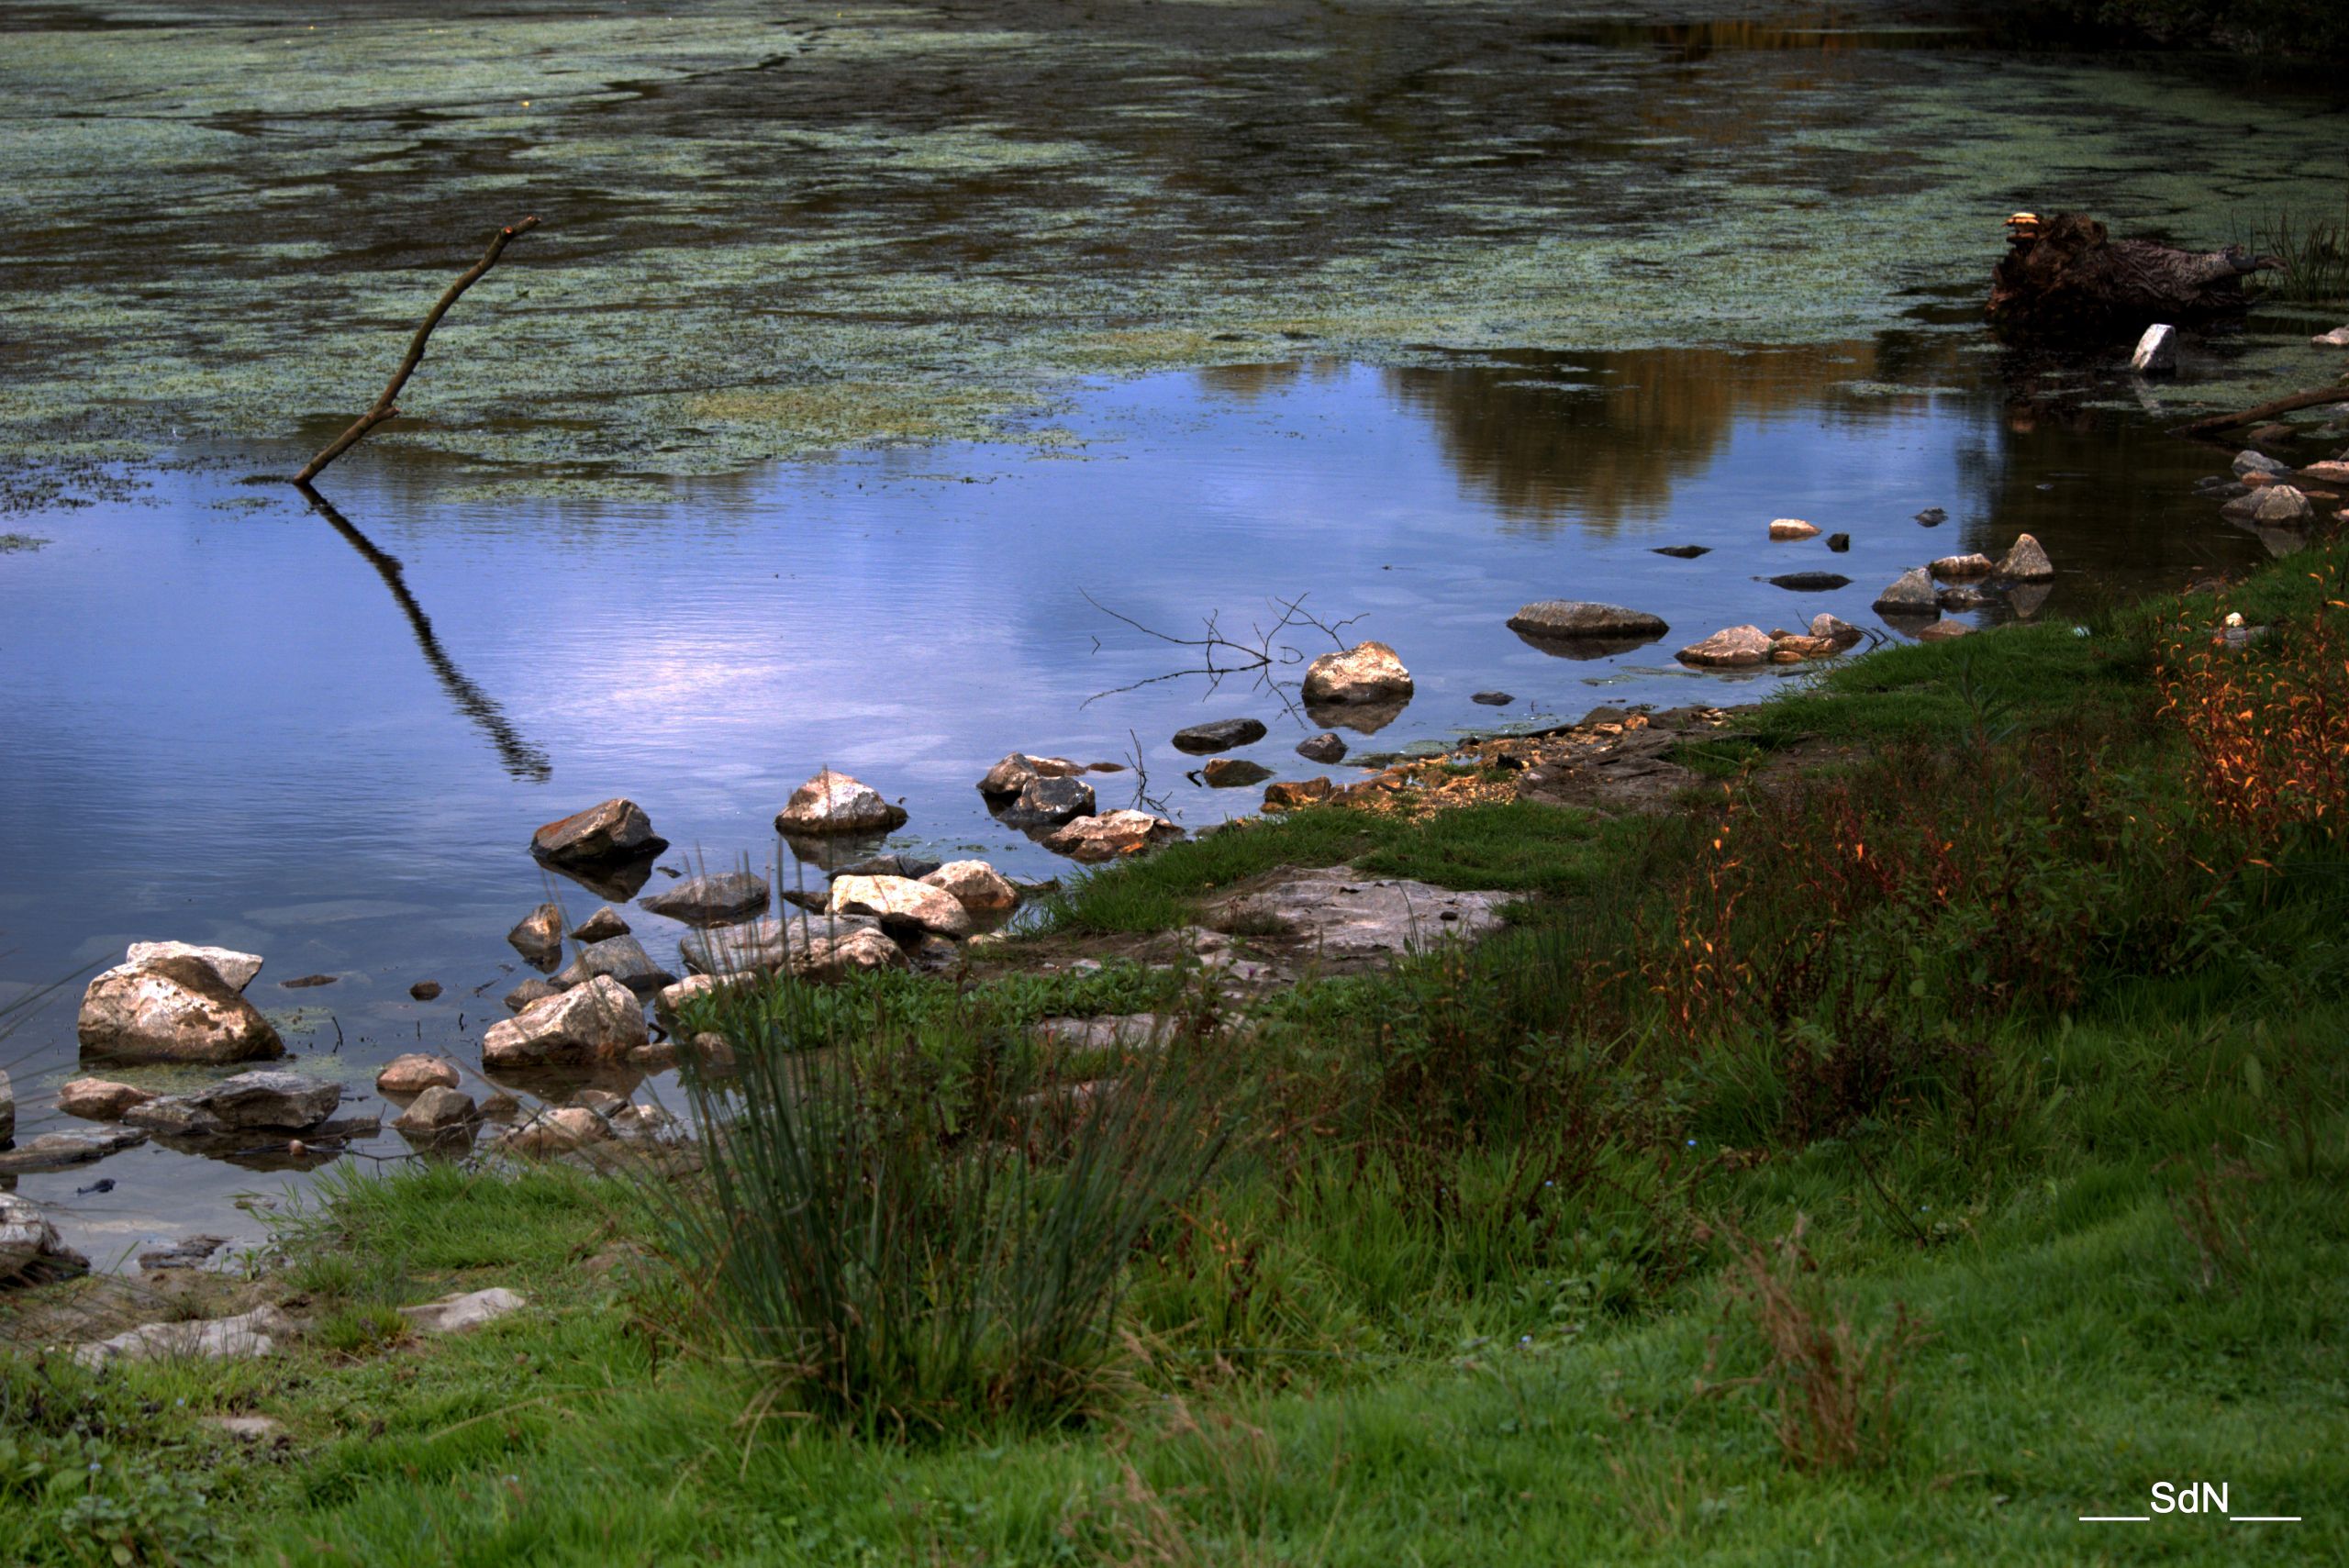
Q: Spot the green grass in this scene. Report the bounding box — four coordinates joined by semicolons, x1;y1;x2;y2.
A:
6;543;2349;1564
1036;800;1636;935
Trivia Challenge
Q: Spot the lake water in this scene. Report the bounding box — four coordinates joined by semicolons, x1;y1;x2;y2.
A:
2;1;2344;1267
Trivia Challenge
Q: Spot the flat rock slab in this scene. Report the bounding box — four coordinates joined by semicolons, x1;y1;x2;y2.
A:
1517;733;1697;817
0;1126;149;1174
1208;868;1508;969
400;1286;526;1336
76;1305;295;1369
1172;717;1267;755
1033;1014;1176;1052
638;872;771;927
1505;600;1667;639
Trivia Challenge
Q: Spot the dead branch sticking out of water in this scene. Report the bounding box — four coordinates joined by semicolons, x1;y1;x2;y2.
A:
1079;591;1361;718
292;216;540;486
2175;371;2349;437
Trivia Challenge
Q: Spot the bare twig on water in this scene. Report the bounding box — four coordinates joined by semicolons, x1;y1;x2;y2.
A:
1124;728;1170;815
293;216;541;486
1079;591;1363;721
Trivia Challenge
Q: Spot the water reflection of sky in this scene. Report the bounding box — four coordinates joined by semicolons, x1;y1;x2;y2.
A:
0;346;2271;1260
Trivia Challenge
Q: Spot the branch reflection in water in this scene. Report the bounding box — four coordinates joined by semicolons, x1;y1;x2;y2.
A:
295;484;553;783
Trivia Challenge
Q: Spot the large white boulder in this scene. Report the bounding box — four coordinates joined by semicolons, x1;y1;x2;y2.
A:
481;975;649;1069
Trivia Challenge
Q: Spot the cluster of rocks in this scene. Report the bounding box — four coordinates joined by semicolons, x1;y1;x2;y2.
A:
72;1285;526;1370
2199;450;2349;546
1676;614;1865;670
1867;533;2057;632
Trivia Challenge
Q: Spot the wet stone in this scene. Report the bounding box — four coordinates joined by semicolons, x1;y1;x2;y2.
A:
1171;717;1268;755
505;977;562;1012
1652;544;1709;559
1297;732;1348;763
553;935;676;996
1470;691;1513;706
831;853;943;882
531;799;665;866
408;981;442;1001
994;774;1096;828
507;904;564;969
1202;757;1275;787
570;906;631;942
1504;601;1667;640
1766;572;1851;591
638;872;771;927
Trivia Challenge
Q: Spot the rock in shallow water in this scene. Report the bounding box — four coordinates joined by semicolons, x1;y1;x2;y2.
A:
1171;717;1267;755
507;903;564;969
976;752;1084;796
570;905;630;942
1302;641;1413;706
0;1126;148;1174
1766;573;1851;592
553;935;675;996
1202;757;1275;787
78;955;284;1065
2131;323;2177;374
1043;811;1186;863
829;874;973;938
505;978;561;1013
393;1085;480;1137
184;1070;341;1132
1930;553;1994;579
57;1078;154;1121
1769;518;1820;540
1995;533;2055;580
1675;625;1774;669
124;942;264;992
531;799;665;866
1297;732;1348;764
994;774;1096;828
377;1054;461;1095
638;872;770;926
1873;567;1939;615
775;769;907;835
482;975;649;1069
1504;601;1667;640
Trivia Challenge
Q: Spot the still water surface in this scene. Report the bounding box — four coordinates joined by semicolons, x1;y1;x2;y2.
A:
0;332;2291;1264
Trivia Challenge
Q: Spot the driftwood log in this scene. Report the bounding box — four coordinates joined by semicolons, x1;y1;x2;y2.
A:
2176;373;2349;437
1987;212;2280;339
293;216;540;487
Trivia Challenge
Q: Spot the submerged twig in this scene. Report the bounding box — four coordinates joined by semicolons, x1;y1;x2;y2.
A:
293;216;540;485
1079;590;1361;722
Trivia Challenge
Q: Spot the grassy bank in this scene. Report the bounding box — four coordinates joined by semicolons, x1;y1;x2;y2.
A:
5;541;2347;1564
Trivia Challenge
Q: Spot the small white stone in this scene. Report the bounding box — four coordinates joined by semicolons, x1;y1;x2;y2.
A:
2130;323;2177;374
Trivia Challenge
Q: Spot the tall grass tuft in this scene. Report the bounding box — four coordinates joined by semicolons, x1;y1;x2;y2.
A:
2240;176;2349;305
646;974;1230;1436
